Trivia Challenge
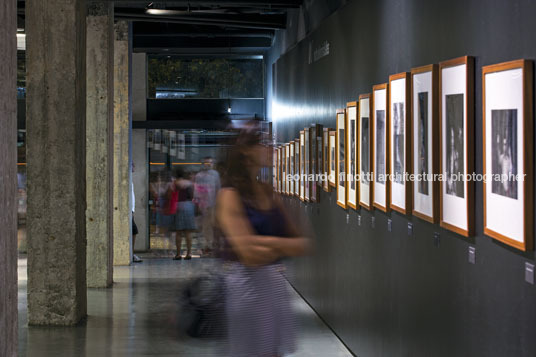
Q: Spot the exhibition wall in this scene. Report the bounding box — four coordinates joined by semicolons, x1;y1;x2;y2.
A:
267;0;536;356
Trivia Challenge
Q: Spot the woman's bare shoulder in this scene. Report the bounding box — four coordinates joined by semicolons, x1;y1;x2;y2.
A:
217;188;241;206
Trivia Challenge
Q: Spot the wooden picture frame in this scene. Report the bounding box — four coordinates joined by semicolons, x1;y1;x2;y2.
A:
289;140;295;196
372;83;390;212
273;146;277;192
411;64;440;223
358;94;373;210
276;146;281;193
329;130;337;188
294;139;300;197
304;128;311;202
281;144;286;195
323;128;332;192
439;55;475;237
346;101;359;210
336;109;347;209
482;59;533;251
310;124;322;202
316;124;324;188
285;143;290;195
299;130;305;201
389;72;412;214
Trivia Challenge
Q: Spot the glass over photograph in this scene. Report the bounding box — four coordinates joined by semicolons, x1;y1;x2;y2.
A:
417;92;429;195
361;117;369;185
376;110;386;183
491;109;518;199
350;119;356;190
445;93;464;198
393;102;405;184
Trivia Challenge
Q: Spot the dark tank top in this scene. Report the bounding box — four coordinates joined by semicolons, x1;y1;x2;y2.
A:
219;198;290;262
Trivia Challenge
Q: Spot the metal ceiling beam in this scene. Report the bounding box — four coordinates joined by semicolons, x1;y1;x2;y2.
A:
108;1;302;8
133;22;274;37
134;35;272;48
116;14;285;30
115;10;286;26
135;31;274;38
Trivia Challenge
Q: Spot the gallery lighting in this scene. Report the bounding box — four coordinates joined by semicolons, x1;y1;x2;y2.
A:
146;9;187;15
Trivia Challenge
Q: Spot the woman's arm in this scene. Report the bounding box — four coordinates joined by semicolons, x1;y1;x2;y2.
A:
216;188;281;266
259;236;310;257
269;188;311;256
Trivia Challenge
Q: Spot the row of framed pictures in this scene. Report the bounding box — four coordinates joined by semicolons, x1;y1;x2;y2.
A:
273;56;533;252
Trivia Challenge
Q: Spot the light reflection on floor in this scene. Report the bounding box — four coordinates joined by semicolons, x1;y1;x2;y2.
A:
17;258;352;356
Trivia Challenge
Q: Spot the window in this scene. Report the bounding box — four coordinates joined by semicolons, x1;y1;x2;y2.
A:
147;56;264;99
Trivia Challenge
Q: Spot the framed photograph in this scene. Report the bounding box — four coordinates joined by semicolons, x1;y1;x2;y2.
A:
294;139;300;197
304;128;311;201
323;128;332;192
336;109;347;209
276;147;280;193
300;131;305;201
389;72;412;214
372;83;390;212
153;129;161;150
290;140;295;196
317;124;324;188
329;131;336;188
346;102;358;210
178;133;186;159
358;94;373;210
309;125;317;202
483;59;533;251
310;124;322;202
169;131;177;157
285;144;290;195
280;145;286;195
273;146;277;191
162;129;169;153
411;64;440;223
280;145;284;194
439;56;475;237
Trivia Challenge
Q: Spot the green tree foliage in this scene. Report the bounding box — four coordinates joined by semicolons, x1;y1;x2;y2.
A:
148;57;263;99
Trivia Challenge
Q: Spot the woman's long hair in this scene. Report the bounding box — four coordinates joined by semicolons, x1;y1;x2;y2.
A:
221;126;266;201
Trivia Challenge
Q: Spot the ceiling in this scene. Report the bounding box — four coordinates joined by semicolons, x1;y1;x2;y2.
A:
17;0;303;54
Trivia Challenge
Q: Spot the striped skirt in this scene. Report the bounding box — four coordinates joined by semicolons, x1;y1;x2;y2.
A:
224;262;296;357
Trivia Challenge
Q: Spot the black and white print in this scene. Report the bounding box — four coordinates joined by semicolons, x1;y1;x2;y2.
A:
491;109;518;199
393;102;405;184
361;117;369;185
445;94;464;198
418;92;429;195
350;120;356;190
376;110;386;183
339;128;345;187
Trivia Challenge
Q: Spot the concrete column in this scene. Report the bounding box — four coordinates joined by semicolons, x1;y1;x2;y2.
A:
0;0;18;354
113;20;132;266
26;0;87;325
86;2;114;288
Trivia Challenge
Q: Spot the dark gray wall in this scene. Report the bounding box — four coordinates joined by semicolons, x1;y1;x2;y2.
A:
268;0;536;356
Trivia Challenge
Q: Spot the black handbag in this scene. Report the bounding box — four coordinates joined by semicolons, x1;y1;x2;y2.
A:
181;273;226;339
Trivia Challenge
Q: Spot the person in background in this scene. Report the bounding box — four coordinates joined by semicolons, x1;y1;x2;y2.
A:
152;170;172;235
216;126;310;356
148;172;159;228
132;162;142;263
172;168;197;260
194;156;221;256
164;171;179;253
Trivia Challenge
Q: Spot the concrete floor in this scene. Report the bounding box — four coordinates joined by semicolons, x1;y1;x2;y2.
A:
18;257;352;356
